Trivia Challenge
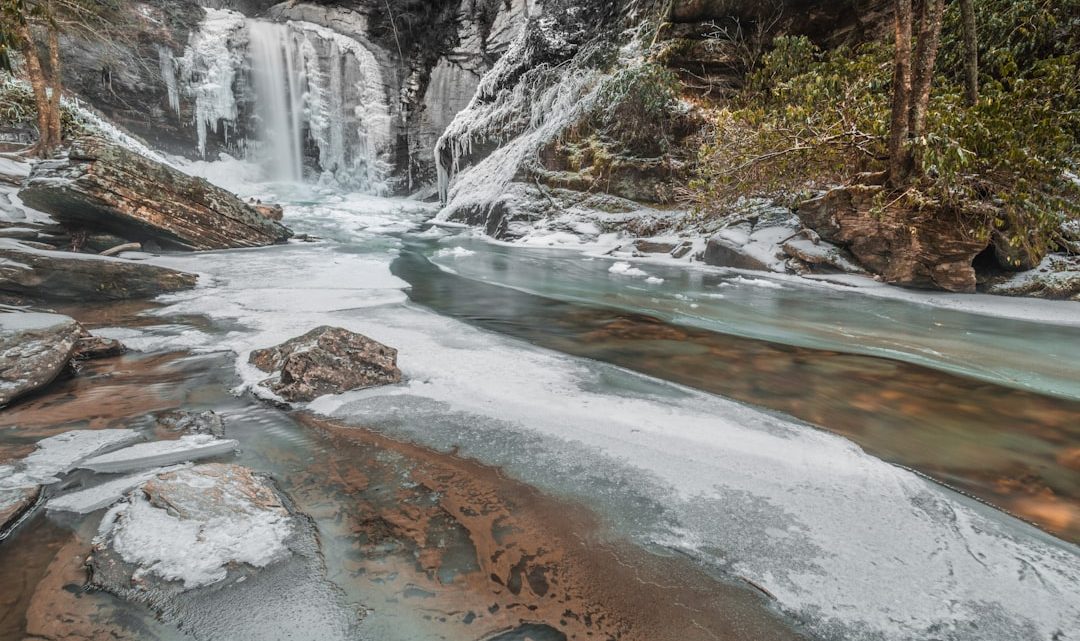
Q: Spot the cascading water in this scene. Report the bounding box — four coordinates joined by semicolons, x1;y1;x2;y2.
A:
166;9;394;193
247;21;306;182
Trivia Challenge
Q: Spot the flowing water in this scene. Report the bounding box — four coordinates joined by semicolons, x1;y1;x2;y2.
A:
3;183;1080;641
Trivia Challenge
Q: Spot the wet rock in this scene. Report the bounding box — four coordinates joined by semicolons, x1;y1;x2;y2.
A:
156;409;225;437
0;311;82;406
0;485;39;536
0;226;39;240
250;326;402;402
19;136;292;251
0;239;197;301
90;464;296;593
798;185;988;292
73;334;127;361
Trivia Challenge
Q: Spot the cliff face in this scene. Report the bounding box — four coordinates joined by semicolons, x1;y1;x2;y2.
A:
62;0;887;197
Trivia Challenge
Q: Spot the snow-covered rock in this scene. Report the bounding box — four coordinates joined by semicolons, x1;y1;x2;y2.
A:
91;464;295;591
79;434;238;474
0;311;82;406
984;254;1080;301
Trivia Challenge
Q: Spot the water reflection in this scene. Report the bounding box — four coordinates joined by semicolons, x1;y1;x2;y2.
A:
394;247;1080;542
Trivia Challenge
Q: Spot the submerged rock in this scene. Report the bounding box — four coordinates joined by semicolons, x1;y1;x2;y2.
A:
798;185;988;292
156;409;226;437
19;136;292;251
249;326;402;402
0;239;198;301
0;311;82;406
90;464;296;593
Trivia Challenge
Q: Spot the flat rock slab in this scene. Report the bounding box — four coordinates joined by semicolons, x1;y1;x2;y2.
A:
250;326;402;402
0;238;197;300
0;311;82;406
19;136;292;251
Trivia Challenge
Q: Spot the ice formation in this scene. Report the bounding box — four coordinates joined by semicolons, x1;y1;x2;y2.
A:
161;9;392;191
79;434;238;474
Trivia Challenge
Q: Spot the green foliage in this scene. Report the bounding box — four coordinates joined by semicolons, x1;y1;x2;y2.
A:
688;0;1080;254
590;62;683;155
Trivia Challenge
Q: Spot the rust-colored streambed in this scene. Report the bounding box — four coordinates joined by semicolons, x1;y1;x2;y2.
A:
0;340;810;641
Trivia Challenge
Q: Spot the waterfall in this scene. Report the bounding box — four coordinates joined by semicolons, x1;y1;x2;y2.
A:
167;9;394;192
246;21;305;182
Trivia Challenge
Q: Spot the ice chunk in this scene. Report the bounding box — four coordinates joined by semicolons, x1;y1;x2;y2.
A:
47;465;190;514
79;435;238;474
608;261;649;277
434;246;476;258
0;430;140;490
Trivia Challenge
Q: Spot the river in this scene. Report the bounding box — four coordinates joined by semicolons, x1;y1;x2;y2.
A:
2;183;1079;641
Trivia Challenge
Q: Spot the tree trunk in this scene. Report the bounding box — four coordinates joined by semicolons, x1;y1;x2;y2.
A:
45;21;63;149
887;0;913;186
14;20;53;156
908;0;945;139
960;0;978;105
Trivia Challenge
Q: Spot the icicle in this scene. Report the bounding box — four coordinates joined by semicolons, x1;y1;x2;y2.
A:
158;46;181;116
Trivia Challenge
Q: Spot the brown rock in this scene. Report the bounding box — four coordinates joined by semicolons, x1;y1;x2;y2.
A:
19;136;292;251
249;326;402;402
72;335;127;361
254;203;284;221
0;312;83;407
0;240;197;301
798;185;987;292
0;486;39;536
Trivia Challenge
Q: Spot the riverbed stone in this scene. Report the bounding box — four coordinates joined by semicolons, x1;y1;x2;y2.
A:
0;311;83;407
19;136;292;251
249;326;402;402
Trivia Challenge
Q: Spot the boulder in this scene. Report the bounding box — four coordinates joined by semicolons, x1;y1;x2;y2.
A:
249;326;402;402
253;203;284;221
701;226;788;272
90;464;296;593
19;136;292;251
798;185;988;292
0;311;82;406
0;239;197;301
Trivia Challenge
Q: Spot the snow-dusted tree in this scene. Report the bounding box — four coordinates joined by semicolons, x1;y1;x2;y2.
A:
0;0;114;156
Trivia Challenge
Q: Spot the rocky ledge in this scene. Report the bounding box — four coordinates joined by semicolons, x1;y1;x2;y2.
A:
19;137;292;251
249;326;402;402
0;238;197;301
